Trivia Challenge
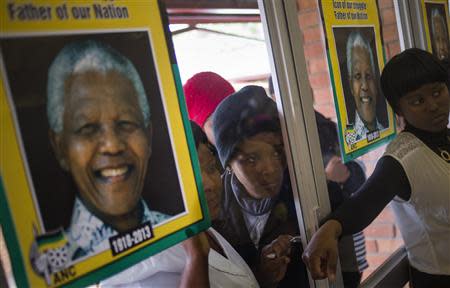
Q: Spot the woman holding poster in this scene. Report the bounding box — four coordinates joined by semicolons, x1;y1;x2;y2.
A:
99;122;260;288
303;49;450;287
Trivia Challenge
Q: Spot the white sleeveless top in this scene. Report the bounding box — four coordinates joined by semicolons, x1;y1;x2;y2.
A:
99;228;259;287
384;132;450;275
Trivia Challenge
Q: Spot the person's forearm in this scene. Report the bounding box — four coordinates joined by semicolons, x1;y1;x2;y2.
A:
328;156;410;235
179;255;209;288
322;219;343;239
180;233;210;288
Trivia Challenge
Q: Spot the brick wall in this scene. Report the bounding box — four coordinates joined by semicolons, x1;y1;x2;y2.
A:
296;0;404;280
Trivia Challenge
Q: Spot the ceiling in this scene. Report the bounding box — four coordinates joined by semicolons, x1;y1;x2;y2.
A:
164;0;260;24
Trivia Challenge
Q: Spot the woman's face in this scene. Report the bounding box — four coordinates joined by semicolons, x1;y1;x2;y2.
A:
197;143;223;220
350;46;378;129
229;132;286;199
397;82;449;132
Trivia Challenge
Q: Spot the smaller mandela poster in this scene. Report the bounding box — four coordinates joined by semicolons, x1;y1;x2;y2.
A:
319;0;396;162
421;0;449;61
0;0;209;287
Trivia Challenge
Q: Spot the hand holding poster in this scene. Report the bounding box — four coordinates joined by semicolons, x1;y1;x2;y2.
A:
421;0;450;61
0;1;209;287
319;0;397;161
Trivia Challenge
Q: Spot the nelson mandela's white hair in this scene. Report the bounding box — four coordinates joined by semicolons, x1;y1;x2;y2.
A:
346;31;376;78
47;40;150;132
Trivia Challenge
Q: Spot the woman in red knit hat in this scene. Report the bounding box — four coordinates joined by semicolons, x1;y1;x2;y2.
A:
183;71;235;145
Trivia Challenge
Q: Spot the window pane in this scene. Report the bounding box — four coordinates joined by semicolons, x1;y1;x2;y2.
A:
296;0;404;282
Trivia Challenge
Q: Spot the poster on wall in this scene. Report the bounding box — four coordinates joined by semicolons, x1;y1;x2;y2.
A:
0;1;209;287
319;0;396;162
421;0;450;61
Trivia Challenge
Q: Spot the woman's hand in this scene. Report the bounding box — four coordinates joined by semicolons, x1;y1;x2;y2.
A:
325;156;350;184
180;232;210;288
302;220;342;281
182;232;210;261
258;235;292;286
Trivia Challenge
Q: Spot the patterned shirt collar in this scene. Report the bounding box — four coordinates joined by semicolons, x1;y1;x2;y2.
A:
68;198;167;257
354;113;383;140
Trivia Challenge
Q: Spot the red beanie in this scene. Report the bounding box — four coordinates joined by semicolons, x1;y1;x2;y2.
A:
183;72;235;128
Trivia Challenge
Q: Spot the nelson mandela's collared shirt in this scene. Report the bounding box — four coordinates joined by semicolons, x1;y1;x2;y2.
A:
68;197;169;260
354;113;384;141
